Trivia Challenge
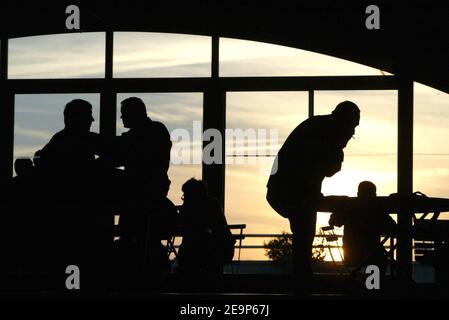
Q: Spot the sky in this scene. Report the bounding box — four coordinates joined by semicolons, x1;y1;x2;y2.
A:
8;32;449;261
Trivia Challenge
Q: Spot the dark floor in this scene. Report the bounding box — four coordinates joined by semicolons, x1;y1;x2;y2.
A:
0;274;447;300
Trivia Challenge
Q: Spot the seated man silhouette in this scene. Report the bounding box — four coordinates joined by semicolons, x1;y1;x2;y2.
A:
178;179;235;284
266;101;360;292
329;181;396;272
112;97;173;287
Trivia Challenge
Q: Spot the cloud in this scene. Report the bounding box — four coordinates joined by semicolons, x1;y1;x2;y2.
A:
14;125;53;141
8;32;449;261
9;33;105;79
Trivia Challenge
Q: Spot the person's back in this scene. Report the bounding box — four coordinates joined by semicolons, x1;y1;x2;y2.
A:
120;118;171;185
178;179;235;278
40;131;101;190
267;114;348;217
116;97;172;196
39;100;100;177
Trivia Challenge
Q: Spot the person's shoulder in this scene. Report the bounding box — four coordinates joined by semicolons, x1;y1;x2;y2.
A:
45;129;66;145
290;115;328;133
150;120;171;140
309;114;332;126
88;131;100;137
87;131;100;140
51;129;66;138
151;120;169;132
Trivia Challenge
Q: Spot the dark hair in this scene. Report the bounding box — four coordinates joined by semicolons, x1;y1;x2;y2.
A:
182;178;208;197
332;100;360;125
121;97;147;117
332;101;360;116
358;181;376;196
64;99;93;119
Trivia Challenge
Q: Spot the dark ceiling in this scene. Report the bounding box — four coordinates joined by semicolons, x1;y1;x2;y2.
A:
1;0;448;93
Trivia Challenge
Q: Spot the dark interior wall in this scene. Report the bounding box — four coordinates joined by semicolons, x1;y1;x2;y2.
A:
1;0;448;92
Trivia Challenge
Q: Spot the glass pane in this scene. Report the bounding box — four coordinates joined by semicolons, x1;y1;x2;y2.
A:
116;93;203;205
220;37;386;77
114;32;211;78
9;33;105;79
14;94;100;170
414;83;449;220
314;90;397;255
314;90;398;198
225;92;308;260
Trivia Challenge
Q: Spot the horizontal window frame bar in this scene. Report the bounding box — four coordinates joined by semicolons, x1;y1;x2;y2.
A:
6;75;400;94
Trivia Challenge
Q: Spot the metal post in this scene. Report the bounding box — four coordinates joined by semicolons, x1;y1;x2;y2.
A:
212;36;219;78
308;89;314;118
202;36;226;209
0;38;14;183
100;31;116;137
100;31;117;239
397;80;414;280
202;87;226;210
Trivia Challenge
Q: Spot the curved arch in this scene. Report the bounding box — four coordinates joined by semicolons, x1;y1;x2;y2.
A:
1;1;448;92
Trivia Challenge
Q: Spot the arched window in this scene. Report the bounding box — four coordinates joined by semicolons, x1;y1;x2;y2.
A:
5;31;447;262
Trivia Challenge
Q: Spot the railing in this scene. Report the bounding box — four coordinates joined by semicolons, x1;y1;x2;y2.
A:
166;232;347;258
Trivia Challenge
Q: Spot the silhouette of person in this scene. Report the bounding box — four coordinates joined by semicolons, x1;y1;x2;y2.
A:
37;99;107;290
14;158;33;179
329;181;396;272
266;101;360;293
4;158;39;289
39;99;100;178
178;178;235;286
113;97;173;287
11;158;35;201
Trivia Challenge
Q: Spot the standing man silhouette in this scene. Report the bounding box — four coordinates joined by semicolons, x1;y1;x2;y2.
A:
115;97;173;286
40;99;100;176
266;101;360;293
38;99;105;290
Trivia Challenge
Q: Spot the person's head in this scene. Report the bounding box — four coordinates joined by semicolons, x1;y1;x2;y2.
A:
331;101;360;147
63;99;94;132
182;178;208;204
120;97;148;129
14;158;33;177
357;181;377;198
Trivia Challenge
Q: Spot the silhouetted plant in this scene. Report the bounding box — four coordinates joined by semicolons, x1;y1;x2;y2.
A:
264;231;326;263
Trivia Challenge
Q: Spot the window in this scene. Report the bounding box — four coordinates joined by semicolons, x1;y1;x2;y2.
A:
13;94;100;172
225;92;308;260
9;33;105;79
220;37;384;77
414;83;449;220
114;32;211;78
